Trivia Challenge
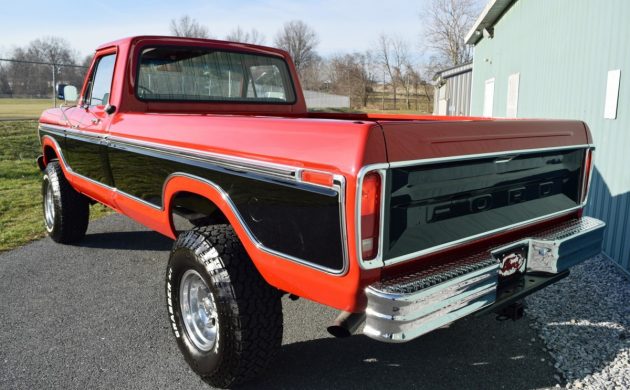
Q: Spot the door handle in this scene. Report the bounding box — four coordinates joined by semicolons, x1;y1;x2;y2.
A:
91;118;100;125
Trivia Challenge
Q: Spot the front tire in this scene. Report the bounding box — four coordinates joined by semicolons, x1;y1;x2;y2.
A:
42;161;89;243
166;225;283;388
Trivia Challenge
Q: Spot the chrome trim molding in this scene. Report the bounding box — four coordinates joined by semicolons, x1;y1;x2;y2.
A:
39;129;350;276
109;135;297;182
363;216;605;343
39;124;65;135
41;134;160;210
385;206;584;266
40;123;301;183
355;144;593;269
387;144;594;169
333;174;350;274
581;147;595;204
355;164;388;270
165;173;350;275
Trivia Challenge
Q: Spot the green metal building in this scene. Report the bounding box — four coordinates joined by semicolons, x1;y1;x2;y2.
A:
466;0;630;274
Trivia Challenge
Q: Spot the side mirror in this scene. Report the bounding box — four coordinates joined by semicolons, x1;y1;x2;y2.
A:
62;85;79;103
56;83;67;100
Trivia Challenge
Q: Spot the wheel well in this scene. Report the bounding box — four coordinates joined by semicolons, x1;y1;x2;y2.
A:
169;191;229;232
43;145;58;165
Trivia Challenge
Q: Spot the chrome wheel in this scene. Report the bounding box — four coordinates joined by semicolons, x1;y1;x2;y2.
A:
44;178;55;231
180;269;219;351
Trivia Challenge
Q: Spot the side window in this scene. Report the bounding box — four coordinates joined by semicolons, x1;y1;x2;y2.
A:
87;54;116;107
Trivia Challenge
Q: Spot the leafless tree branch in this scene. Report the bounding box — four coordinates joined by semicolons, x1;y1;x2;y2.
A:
421;0;479;68
274;20;319;76
169;15;210;39
225;27;266;45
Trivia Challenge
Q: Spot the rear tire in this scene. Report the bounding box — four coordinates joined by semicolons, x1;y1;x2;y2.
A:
166;225;283;388
42;160;89;243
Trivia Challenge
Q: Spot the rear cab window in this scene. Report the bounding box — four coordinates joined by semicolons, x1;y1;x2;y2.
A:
136;46;296;104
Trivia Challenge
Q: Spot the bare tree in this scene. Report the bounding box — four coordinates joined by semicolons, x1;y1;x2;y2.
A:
27;36;77;65
82;54;93;68
169;15;210;38
298;55;325;91
422;0;479;67
401;63;420;110
420;79;434;113
377;34;409;110
328;54;360;106
357;51;378;107
225;27;266;45
274;20;319;75
0;61;11;97
7;36;82;97
328;51;377;108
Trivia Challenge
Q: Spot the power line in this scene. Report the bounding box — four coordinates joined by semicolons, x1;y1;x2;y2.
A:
0;58;87;68
0;58;88;106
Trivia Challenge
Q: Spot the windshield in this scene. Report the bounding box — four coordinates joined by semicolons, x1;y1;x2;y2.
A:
136;46;296;104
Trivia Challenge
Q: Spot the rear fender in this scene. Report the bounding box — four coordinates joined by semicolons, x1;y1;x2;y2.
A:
163;174;253;245
162;173;366;311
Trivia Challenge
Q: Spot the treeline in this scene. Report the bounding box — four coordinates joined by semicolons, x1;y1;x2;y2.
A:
168;0;479;110
297;36;434;110
0;0;478;109
0;37;91;98
166;17;435;110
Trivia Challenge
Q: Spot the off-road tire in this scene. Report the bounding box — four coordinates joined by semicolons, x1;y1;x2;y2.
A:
166;225;283;388
42;160;89;243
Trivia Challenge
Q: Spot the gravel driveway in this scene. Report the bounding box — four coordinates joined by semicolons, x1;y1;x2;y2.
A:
0;213;627;389
527;255;630;389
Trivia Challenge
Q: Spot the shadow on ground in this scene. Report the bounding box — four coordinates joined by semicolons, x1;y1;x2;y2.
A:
246;315;558;390
80;230;173;251
0;214;560;389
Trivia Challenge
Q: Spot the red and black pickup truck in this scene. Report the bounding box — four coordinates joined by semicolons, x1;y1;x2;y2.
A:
37;36;605;387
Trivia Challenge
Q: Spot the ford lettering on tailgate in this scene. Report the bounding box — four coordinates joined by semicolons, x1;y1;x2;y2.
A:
385;148;586;261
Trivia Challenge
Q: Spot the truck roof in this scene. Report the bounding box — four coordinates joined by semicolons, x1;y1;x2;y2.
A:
89;35;307;115
95;35;289;58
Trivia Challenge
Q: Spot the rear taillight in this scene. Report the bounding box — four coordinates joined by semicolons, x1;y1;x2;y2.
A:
361;172;381;260
582;149;594;202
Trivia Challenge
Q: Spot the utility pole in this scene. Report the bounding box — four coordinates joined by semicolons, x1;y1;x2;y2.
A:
52;64;57;108
381;68;385;110
0;58;86;107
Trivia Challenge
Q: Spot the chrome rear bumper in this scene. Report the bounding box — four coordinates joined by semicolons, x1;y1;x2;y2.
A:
364;217;605;343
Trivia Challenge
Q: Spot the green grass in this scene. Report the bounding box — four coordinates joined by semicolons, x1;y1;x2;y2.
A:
0;121;111;252
0;98;53;119
360;108;433;115
309;106;433;115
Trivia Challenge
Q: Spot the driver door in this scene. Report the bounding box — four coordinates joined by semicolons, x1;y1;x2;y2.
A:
63;52;116;188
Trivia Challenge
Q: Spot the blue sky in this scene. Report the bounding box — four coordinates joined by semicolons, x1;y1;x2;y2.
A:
0;0;455;60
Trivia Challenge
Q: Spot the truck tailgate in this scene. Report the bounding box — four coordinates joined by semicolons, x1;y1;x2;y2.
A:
377;119;591;264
